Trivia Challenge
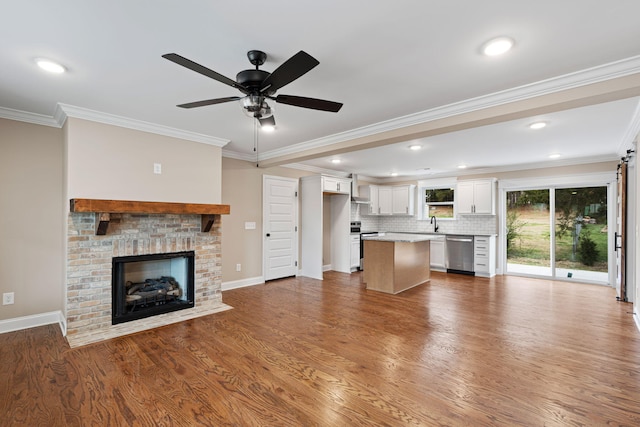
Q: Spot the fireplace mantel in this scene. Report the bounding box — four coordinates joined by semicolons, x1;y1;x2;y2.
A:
70;198;230;235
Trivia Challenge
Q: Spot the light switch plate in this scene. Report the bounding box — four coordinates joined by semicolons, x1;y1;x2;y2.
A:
153;163;162;174
245;222;256;230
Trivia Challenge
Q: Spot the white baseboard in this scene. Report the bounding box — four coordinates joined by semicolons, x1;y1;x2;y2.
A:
323;264;332;272
0;310;65;335
634;312;640;333
222;276;264;291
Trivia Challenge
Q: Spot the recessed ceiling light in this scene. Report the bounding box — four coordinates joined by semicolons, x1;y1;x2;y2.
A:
529;121;547;130
457;164;467;169
261;125;275;132
409;144;422;151
390;172;398;177
331;159;341;164
482;37;514;56
35;58;66;74
549;154;561;159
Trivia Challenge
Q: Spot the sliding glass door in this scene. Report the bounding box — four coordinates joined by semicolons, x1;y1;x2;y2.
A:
505;185;609;283
554;187;608;282
506;190;551;276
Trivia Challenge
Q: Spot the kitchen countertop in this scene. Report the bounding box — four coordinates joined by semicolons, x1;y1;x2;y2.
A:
362;232;445;243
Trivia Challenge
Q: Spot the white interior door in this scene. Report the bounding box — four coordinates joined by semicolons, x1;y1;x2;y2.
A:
263;175;298;281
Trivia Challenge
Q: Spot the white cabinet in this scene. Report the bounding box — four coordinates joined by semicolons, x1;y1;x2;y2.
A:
322;176;351;194
457;179;496;214
378;186;393;215
430;238;446;270
359;185;379;215
391;185;415;215
474;235;496;277
362;184;415;216
350;235;360;270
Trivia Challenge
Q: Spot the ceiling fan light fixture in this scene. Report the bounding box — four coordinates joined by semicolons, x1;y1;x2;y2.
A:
482;37;514;56
409;144;422;151
261;125;275;132
241;95;273;119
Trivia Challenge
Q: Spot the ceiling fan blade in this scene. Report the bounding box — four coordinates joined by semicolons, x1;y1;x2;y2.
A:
177;96;241;109
260;51;319;93
258;115;276;127
162;53;247;92
274;95;343;112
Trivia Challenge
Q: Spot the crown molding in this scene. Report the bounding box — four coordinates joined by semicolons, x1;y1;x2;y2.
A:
256;55;640;161
56;104;230;147
0;106;60;127
221;148;257;162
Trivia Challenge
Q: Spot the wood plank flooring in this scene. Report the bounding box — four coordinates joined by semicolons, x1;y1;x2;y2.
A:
2;271;640;426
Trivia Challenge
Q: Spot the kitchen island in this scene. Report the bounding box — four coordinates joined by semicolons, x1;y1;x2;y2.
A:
362;233;444;294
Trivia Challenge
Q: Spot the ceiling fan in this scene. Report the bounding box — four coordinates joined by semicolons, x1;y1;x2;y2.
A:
162;50;343;128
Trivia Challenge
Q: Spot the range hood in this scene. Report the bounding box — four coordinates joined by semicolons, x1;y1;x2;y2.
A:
350;174;370;204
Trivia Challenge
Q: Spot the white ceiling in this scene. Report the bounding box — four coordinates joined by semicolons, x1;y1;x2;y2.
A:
2;1;640;179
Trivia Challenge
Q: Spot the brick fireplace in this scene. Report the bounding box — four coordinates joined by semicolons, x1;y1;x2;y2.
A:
65;199;231;347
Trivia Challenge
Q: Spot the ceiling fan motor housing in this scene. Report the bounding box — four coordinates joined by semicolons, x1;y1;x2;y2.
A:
236;69;270;91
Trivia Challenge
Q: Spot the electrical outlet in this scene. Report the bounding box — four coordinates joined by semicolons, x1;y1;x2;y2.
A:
3;292;14;305
236;263;241;272
153;163;162;174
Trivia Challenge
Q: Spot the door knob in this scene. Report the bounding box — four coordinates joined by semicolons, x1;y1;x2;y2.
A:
266;233;271;237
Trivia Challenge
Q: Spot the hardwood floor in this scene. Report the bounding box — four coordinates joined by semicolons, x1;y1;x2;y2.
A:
2;271;640;426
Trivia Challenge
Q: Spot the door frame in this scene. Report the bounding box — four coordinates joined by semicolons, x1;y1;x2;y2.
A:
262;174;299;281
498;172;617;285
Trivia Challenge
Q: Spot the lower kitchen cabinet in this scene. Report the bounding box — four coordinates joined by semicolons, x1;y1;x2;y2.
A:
429;238;446;271
350;234;360;270
473;235;496;277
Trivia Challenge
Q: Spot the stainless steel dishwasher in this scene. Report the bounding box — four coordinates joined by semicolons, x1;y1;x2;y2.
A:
446;235;475;275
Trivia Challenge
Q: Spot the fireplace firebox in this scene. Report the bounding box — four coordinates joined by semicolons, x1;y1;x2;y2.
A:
112;251;195;324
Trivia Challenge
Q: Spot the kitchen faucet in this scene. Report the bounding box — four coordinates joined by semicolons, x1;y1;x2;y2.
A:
430;216;439;232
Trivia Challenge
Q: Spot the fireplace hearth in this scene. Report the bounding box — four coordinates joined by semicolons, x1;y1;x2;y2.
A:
112;251;195;324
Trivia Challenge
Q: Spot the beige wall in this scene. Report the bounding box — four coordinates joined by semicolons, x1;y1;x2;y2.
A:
220;158;313;283
0;119;64;320
65;118;222;204
461;161;618;181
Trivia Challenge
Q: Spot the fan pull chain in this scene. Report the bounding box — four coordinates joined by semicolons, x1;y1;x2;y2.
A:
254;119;259;167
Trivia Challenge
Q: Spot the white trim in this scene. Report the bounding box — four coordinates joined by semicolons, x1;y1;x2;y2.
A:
634;312;640;333
0;310;65;334
323;264;332;272
222;149;257;162
417;177;458;188
0;106;60;127
257;55;640;161
55;103;230;147
222;276;265;291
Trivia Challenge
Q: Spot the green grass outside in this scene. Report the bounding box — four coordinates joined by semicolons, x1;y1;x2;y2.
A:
507;207;608;272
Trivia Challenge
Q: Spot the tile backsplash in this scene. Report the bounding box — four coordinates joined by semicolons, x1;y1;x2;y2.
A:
351;203;498;235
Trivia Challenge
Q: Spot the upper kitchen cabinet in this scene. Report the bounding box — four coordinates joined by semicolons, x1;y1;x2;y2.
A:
322;176;351;195
456;179;496;215
392;185;415;215
378;186;393;215
360;184;415;216
359;185;379;215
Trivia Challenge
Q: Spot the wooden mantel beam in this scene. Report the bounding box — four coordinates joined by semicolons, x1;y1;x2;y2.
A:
70;199;230;235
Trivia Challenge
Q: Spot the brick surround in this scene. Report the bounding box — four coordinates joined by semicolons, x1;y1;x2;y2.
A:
65;212;230;347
